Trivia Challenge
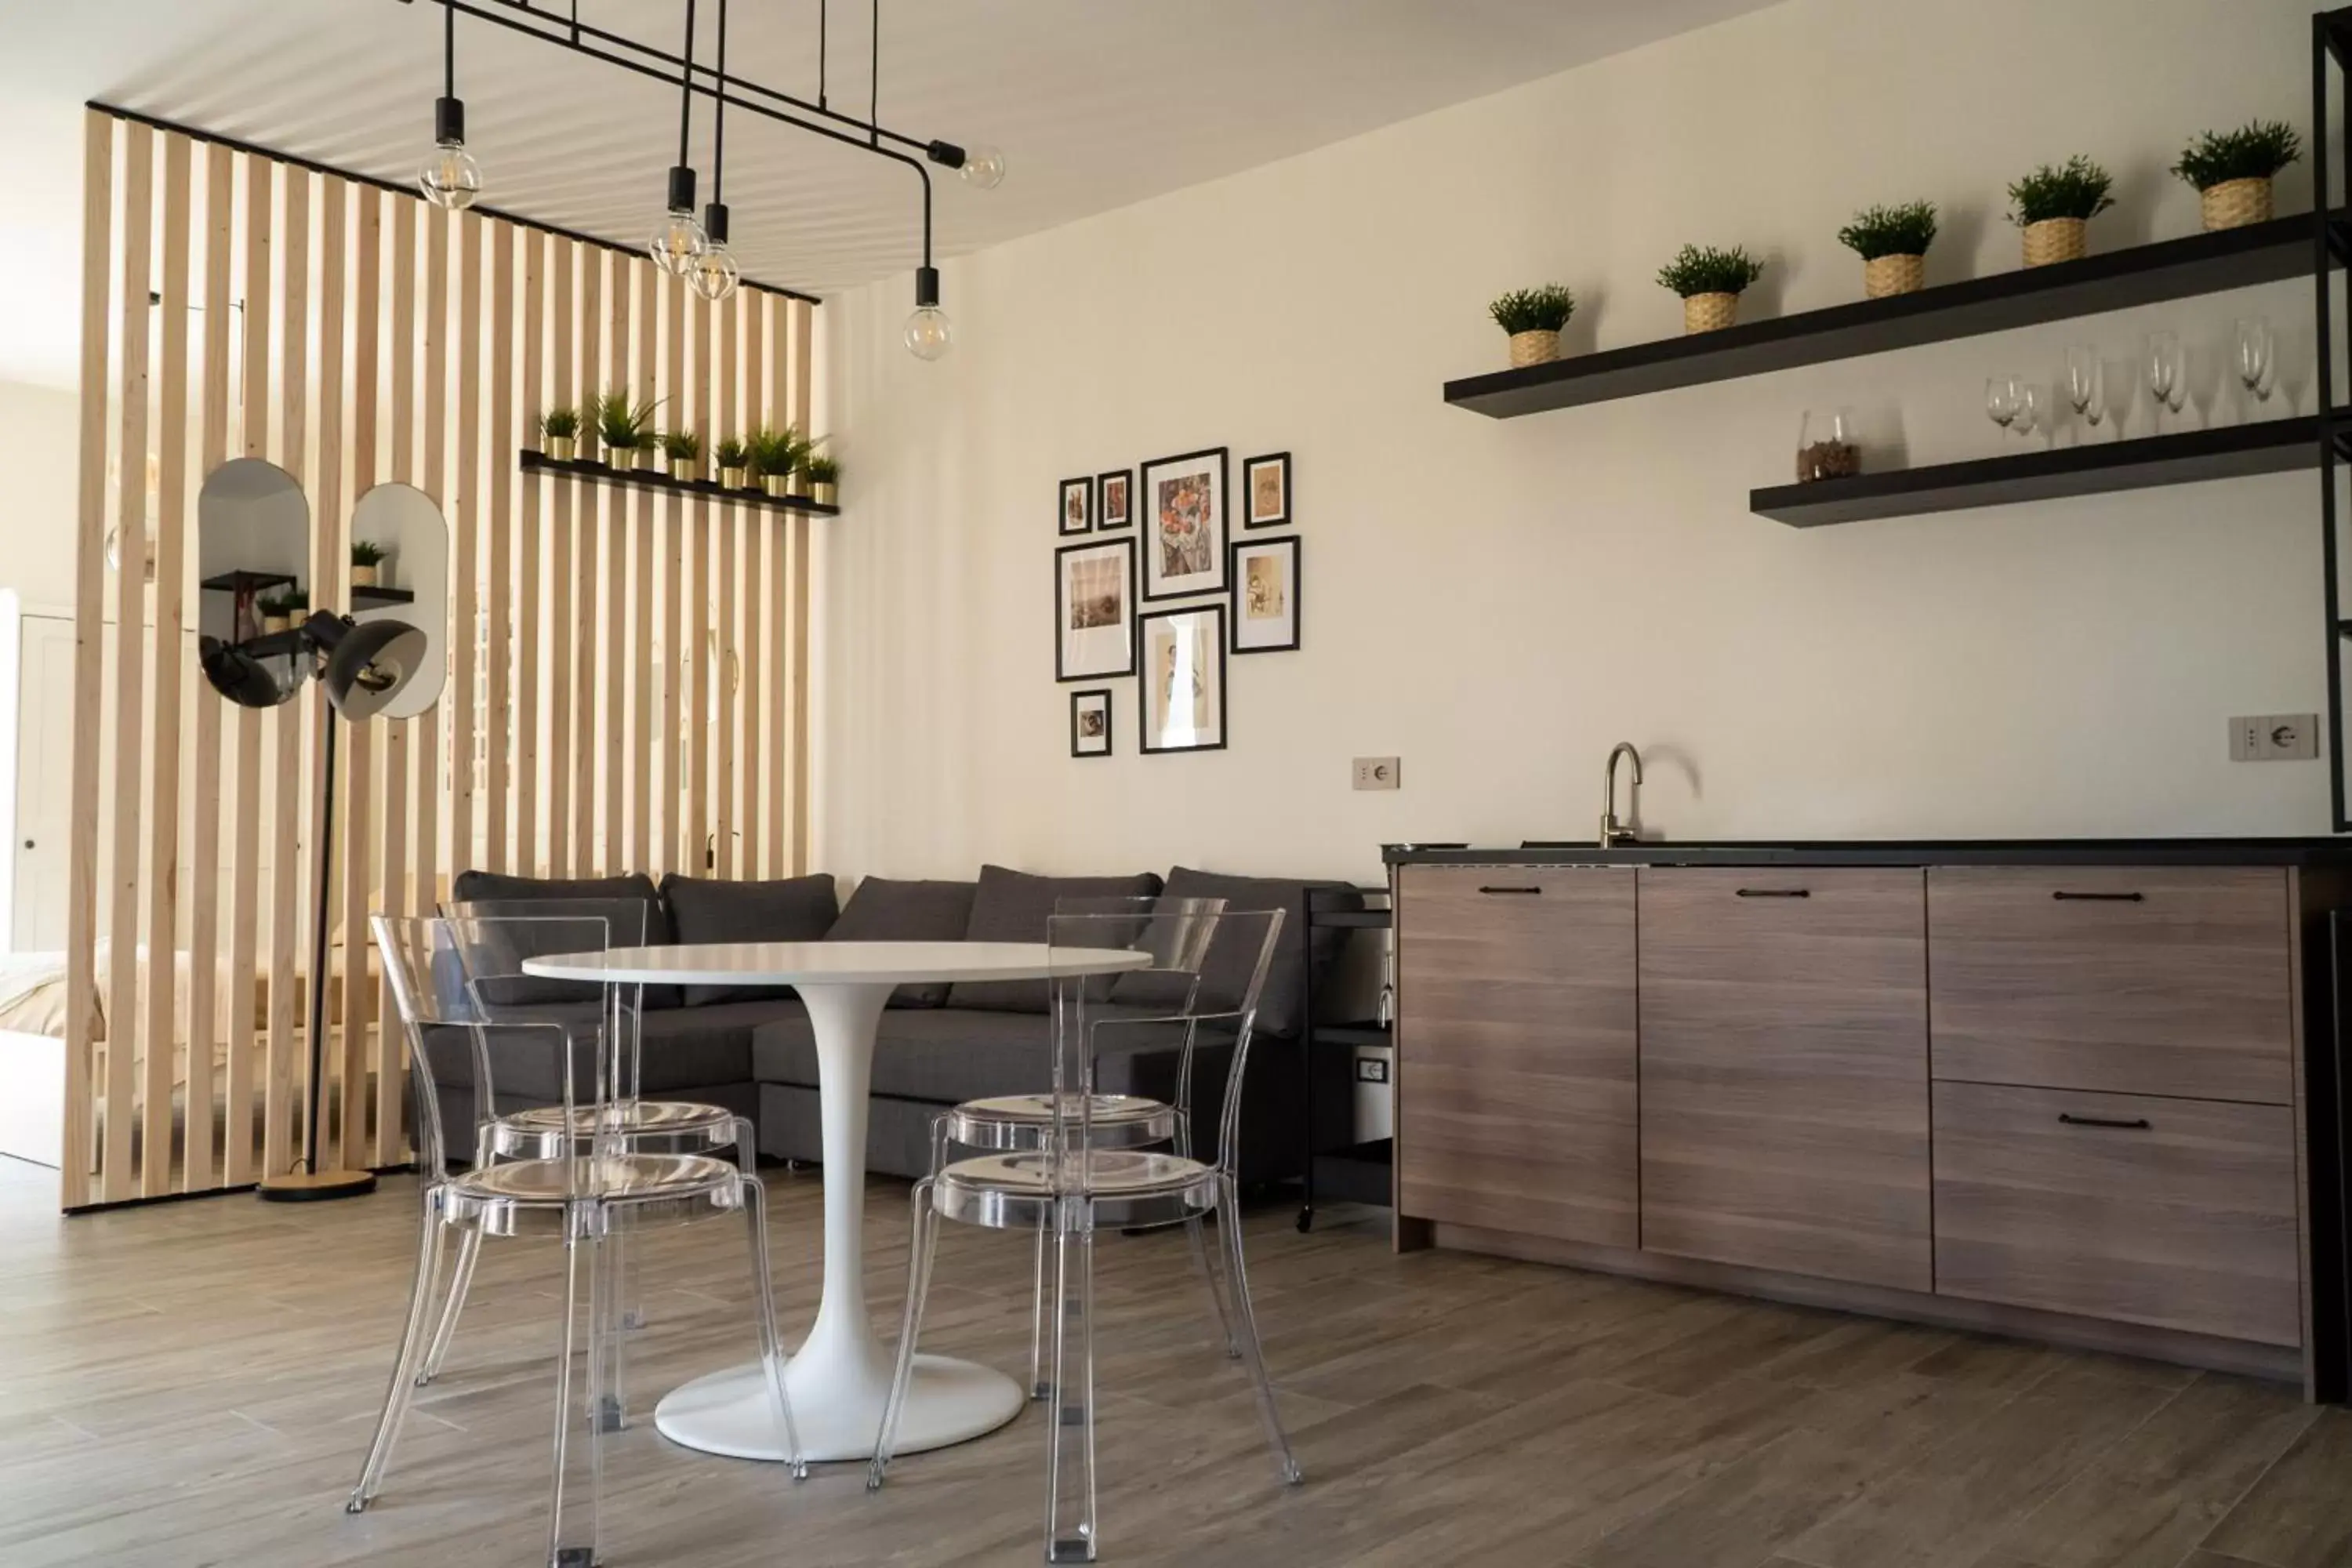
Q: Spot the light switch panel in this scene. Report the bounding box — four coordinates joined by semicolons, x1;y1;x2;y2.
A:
2230;714;2321;761
1352;757;1401;790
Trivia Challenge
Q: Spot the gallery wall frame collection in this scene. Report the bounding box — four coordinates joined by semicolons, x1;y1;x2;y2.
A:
1053;443;1299;756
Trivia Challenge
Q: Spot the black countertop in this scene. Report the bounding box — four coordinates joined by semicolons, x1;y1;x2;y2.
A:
1384;837;2352;869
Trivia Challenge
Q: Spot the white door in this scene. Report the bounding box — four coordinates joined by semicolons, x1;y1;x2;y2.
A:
13;614;75;952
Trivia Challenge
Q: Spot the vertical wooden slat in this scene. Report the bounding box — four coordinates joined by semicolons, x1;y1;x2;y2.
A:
377;192;416;1166
101;122;154;1203
656;274;684;877
517;228;543;876
629;260;654;874
339;182;379;1168
691;290;730;877
452;212;481;876
602;260;629;875
311;175;347;1172
575;250;604;874
62;111;114;1210
484;221;514;873
263;165;308;1181
224;151;270;1189
546;239;575;879
722;289;762;879
786;298;813;875
413;202;446;931
185;138;233;1194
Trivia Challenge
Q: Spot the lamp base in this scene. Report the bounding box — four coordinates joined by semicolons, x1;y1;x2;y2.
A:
257;1167;379;1203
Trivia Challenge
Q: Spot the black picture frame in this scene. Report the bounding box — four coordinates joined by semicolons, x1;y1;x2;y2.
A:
1096;467;1134;530
1229;534;1301;655
1069;688;1113;757
1138;446;1229;601
1242;450;1291;530
1136;602;1229;755
1053;536;1136;682
1058;474;1094;536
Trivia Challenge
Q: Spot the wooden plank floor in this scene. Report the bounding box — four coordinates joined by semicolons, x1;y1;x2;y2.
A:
2;1152;2349;1568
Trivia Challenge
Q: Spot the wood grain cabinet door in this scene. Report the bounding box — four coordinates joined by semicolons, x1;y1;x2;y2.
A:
1933;1080;2300;1346
1638;867;1932;1291
1396;866;1639;1248
1927;867;2293;1105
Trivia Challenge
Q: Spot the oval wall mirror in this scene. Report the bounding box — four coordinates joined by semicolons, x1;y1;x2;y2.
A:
195;457;310;707
346;481;448;719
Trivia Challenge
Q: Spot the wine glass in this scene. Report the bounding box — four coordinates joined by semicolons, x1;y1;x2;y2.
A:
2065;346;2106;437
1985;375;2023;439
2146;331;2185;430
2014;383;2047;445
2235;316;2274;408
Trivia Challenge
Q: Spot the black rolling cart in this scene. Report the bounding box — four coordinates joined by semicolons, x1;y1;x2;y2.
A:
1296;884;1393;1232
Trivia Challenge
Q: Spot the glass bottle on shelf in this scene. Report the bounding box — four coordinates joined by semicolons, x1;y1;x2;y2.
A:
1795;408;1860;483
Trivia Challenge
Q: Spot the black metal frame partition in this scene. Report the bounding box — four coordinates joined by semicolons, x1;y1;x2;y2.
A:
2319;10;2350;830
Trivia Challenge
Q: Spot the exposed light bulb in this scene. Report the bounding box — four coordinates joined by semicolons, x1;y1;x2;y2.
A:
419;139;482;210
905;306;953;360
690;242;740;303
958;144;1007;189
648;209;708;276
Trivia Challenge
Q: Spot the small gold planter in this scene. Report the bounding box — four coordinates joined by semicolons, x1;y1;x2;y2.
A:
668;458;697;482
719;465;750;489
811;481;838;507
2200;176;2273;232
1507;329;1559;368
760;472;791;499
1863;254;1925;299
544;436;578;462
1682;292;1738;334
2021;217;2086;267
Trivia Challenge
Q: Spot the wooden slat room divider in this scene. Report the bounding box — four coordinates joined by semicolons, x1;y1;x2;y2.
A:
61;107;822;1210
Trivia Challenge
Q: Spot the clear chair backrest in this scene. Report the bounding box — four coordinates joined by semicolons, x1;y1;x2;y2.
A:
443;895;648;1103
1194;907;1285;1176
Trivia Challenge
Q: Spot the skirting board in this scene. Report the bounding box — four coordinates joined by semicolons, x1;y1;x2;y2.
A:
1425;1220;2305;1387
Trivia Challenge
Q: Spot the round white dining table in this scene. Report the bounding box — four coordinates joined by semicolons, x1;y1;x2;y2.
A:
522;939;1151;1463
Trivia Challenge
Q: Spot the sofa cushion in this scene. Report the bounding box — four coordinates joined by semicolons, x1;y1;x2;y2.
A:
750;1003;1229;1106
1109;868;1363;1037
824;877;978;1008
659;873;840;1006
426;995;804;1103
945;865;1165;1014
448;870;682;1009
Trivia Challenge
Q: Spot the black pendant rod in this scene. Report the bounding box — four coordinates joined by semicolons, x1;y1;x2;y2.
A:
818;0;828;111
677;0;698;169
444;0;457;96
712;0;728;201
869;0;879;147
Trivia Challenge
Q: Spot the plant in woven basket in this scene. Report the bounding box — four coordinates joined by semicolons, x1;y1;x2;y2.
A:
2173;120;2301;191
1488;285;1576;335
350;539;387;567
1657;245;1765;298
257;590;298;619
1838;201;1938;260
2007;156;2114;225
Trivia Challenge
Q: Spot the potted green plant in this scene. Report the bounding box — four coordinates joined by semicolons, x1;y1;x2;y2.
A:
749;426;808;499
716;437;752;489
2173;119;2300;231
2008;155;2114;266
593;389;661;469
538;406;581;462
350;539;388;589
1486;284;1576;368
257;590;297;635
1838;201;1938;299
1657;244;1765;333
803;453;840;507
659;429;702;483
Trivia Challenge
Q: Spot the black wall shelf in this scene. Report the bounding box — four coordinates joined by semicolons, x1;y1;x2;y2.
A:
199;569;295;595
352;584;416;608
520;449;842;516
1752;416;2326;528
1446;214;2333;419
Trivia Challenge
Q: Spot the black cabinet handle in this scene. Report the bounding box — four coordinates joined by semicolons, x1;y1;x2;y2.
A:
1477;885;1542;896
1735;888;1810;898
2058;1112;2152;1131
2053;891;2143;902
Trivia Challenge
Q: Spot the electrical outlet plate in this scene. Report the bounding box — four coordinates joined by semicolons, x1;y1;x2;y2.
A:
1352;757;1401;791
1354;1056;1388;1083
2230;714;2321;762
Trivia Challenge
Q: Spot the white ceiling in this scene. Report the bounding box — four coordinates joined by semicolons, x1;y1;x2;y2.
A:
1;0;1777;387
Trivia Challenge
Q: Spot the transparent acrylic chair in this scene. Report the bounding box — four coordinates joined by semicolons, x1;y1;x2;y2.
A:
869;906;1301;1563
348;914;804;1568
420;896;752;1391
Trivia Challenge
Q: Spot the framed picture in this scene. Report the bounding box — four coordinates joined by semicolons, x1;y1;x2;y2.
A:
1070;689;1112;757
1138;604;1227;754
1054;537;1135;682
1138;447;1228;601
1058;475;1094;536
1243;451;1290;530
1097;468;1133;530
1230;535;1300;654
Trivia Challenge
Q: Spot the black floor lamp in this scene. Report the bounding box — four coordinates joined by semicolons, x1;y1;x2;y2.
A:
202;611;428;1202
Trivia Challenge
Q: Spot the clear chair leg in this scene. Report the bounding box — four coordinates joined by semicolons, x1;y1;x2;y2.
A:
347;1200;448;1512
417;1226;481;1386
548;1223;604;1568
740;1179;808;1479
1029;1210;1051;1399
866;1175;940;1490
1185;1213;1238;1360
1044;1196;1098;1563
1217;1176;1301;1486
598;1227;631;1432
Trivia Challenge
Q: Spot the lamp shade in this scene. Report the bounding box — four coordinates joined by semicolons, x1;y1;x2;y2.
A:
320;615;428;720
198;634;289;709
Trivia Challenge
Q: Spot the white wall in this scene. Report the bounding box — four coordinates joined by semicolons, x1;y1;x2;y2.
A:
820;0;2335;884
0;378;83;615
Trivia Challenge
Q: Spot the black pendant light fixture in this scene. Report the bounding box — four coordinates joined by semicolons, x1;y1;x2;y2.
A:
648;0;709;277
689;0;741;303
416;0;482;209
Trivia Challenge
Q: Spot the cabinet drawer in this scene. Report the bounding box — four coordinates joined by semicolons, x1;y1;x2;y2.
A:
1932;1080;2299;1347
1396;866;1639;1249
1928;867;2292;1104
1637;867;1931;1292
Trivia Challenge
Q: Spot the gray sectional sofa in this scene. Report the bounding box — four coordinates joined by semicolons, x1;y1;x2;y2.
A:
429;863;1361;1184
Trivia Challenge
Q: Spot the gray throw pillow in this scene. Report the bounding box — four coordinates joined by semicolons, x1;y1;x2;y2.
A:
946;864;1165;1014
446;873;681;1008
660;873;840;1006
825;877;979;1008
1108;867;1362;1037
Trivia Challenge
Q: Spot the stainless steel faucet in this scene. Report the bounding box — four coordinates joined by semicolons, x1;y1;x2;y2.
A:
1600;742;1643;847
